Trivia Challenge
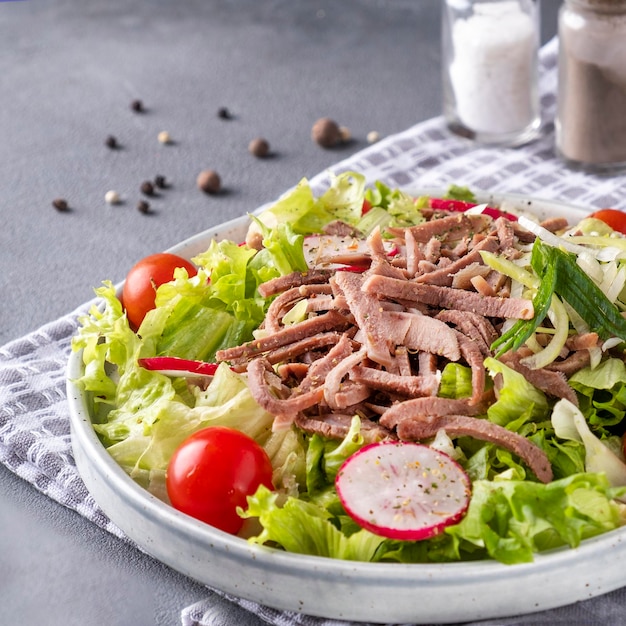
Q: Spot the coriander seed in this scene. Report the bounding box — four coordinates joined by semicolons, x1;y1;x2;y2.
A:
196;169;221;194
105;190;121;205
367;130;381;144
158;131;172;144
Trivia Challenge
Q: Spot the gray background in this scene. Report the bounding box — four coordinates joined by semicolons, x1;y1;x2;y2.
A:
0;2;570;625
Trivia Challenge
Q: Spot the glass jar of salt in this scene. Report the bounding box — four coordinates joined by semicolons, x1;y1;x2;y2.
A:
442;0;541;147
556;0;626;172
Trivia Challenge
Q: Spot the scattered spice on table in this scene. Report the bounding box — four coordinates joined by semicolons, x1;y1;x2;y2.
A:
130;99;144;113
157;131;172;144
249;137;270;157
311;117;341;148
105;190;121;205
137;200;151;214
105;135;118;149
197;169;221;194
154;175;168;189
140;180;155;196
52;198;69;212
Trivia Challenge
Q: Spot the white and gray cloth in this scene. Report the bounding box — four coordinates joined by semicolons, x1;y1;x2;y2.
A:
3;38;626;626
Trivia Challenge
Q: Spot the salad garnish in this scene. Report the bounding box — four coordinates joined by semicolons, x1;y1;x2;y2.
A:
72;172;626;565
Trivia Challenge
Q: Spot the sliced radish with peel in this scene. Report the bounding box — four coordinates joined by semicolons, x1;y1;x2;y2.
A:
138;356;219;378
336;442;471;541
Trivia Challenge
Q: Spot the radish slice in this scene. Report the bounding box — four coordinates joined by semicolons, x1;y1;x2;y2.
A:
335;442;471;541
138;356;219;378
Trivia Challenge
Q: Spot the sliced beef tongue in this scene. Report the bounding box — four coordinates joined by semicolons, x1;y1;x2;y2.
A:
331;271;396;368
216;309;351;364
435;309;498;357
395;413;553;484
500;351;579;405
349;365;440;398
247;357;325;431
389;213;493;244
258;269;334;298
294;412;394;443
362;274;534;320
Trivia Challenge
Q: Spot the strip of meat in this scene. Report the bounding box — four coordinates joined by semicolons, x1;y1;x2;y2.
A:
545;350;591;378
450;262;491;290
499;352;579;405
299;333;355;393
247;358;325;431
263;332;346;367
384;310;461;361
349;365;440;398
380;397;484;429
323;347;367;409
331;271;395;368
456;330;486;405
405;228;423;278
494;216;516;250
264;287;307;333
294;413;393;443
362;274;534;320
395;413;553;483
366;227;407;280
413;236;501;286
435;309;498;357
258;269;334;298
216;310;350;363
389;213;493;243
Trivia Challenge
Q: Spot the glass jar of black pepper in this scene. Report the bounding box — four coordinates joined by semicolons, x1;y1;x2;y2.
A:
556;0;626;172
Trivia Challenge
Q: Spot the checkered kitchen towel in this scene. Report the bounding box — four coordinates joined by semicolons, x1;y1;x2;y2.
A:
4;37;626;626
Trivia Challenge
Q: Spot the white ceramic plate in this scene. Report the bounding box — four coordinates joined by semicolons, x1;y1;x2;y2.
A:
67;192;626;624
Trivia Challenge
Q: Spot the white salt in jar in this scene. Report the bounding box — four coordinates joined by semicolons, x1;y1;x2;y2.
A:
442;0;541;147
556;0;626;172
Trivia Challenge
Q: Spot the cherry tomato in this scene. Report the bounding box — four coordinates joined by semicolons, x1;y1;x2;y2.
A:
361;199;372;215
166;426;274;534
121;252;197;329
589;209;626;235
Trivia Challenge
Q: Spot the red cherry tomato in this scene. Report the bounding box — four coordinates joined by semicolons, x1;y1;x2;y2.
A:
361;199;372;215
121;252;197;329
589;209;626;235
166;426;274;534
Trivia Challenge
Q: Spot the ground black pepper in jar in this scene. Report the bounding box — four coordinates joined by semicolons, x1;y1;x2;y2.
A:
556;0;626;172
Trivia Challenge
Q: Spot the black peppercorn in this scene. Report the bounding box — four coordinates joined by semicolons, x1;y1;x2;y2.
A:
105;135;118;149
217;107;232;120
154;175;167;189
52;198;69;212
140;180;155;196
137;200;151;214
131;99;144;113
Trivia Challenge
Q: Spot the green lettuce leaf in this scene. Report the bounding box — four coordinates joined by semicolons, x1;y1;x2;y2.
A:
445;474;626;564
243;485;387;561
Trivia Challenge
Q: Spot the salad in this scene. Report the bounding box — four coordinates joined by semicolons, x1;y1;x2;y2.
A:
72;171;626;566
